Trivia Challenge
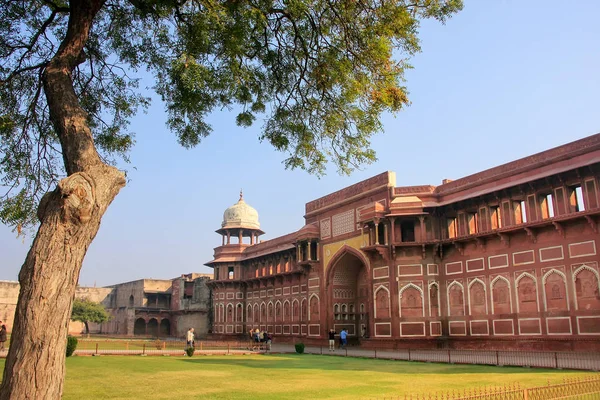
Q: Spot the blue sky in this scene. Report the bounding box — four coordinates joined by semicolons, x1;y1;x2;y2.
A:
1;1;599;287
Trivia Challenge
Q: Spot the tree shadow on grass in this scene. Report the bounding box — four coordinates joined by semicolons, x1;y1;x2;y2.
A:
177;354;585;376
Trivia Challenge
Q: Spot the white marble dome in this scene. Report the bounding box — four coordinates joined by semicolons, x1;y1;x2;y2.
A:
222;192;260;230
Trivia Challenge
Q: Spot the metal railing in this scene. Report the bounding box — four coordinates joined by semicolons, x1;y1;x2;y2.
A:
366;376;600;400
294;345;600;371
72;339;261;356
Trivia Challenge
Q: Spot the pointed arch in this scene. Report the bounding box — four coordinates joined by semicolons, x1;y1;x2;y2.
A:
275;300;283;322
516;271;537;285
542;269;567;285
399;282;423;296
573;264;600;310
292;298;300;321
236;302;244;323
267;301;274;322
542;269;569;311
226;303;234;323
253;303;259;323
260;302;266;323
283;300;291;322
399;283;424;317
515;272;539;313
373;285;391;319
574;264;600;281
247;303;253;323
447;281;465;317
308;293;320;322
468;278;488;315
490;275;512;314
300;298;307;322
428;281;440;317
326;245;370;286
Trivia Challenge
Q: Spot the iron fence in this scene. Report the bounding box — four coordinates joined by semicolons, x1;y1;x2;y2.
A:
295;345;600;371
72;339;260;356
367;376;600;400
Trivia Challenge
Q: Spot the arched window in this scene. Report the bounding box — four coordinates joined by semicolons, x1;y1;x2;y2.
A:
247;304;253;322
275;301;282;322
267;302;274;321
283;301;290;321
292;300;299;321
129;295;134;307
236;303;243;322
309;295;320;321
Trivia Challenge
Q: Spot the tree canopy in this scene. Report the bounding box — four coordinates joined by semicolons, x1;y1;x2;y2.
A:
71;299;110;334
0;1;462;398
1;0;462;231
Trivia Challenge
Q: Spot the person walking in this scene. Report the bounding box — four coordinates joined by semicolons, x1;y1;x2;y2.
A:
340;328;348;349
186;327;195;350
328;329;336;351
0;325;7;351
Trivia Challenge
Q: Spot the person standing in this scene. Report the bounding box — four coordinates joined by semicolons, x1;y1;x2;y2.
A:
0;325;7;351
328;329;336;351
186;327;195;349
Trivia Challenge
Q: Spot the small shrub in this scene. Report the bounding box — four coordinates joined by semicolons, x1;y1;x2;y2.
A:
154;339;163;350
295;343;305;354
185;346;195;357
66;335;78;357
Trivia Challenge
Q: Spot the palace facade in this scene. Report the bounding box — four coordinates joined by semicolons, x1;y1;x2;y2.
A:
207;134;600;350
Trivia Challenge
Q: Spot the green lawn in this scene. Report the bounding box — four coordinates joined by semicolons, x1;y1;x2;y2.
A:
0;354;595;399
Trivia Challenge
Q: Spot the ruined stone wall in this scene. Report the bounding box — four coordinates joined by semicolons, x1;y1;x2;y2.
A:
174;313;209;338
0;281;19;331
111;280;146;308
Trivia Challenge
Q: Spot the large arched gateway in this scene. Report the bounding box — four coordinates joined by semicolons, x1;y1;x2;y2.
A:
327;248;370;337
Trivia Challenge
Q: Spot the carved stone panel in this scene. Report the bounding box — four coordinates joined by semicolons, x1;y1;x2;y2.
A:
401;286;423;318
517;276;538;313
448;284;465;317
544;272;568;312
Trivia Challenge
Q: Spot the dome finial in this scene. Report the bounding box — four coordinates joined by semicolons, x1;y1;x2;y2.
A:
239;189;243;201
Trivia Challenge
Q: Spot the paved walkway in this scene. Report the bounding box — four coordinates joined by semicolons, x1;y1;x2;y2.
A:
2;344;598;371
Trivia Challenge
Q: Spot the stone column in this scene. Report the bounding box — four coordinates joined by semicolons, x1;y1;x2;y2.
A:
315;242;320;261
419;216;425;242
375;222;379;245
227;231;231;245
238;230;243;244
360;225;365;247
384;223;388;245
307;240;312;261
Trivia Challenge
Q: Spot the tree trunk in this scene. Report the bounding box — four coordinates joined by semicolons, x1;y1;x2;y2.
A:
0;1;124;399
85;321;90;335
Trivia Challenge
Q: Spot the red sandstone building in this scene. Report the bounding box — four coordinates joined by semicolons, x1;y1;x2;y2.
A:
206;134;600;350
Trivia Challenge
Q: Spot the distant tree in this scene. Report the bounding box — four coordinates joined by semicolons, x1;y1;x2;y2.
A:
0;0;462;398
71;299;110;335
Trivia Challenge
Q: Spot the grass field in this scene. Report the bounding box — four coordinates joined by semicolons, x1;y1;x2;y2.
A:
0;354;595;399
